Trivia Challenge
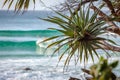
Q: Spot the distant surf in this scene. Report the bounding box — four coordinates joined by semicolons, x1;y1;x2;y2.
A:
0;30;61;58
0;10;62;58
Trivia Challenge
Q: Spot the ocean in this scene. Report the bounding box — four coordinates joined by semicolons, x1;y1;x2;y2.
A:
0;10;60;58
0;10;120;80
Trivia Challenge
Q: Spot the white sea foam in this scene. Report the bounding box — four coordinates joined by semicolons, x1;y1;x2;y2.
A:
0;56;86;80
0;56;120;80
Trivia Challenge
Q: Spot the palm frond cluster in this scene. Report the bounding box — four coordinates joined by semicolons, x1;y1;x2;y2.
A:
41;7;114;67
3;0;35;11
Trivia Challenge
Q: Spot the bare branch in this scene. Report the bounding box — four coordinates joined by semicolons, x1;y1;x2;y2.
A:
90;5;119;28
103;0;117;16
102;42;120;52
55;0;98;12
106;27;120;35
94;41;120;52
116;8;120;16
73;0;98;14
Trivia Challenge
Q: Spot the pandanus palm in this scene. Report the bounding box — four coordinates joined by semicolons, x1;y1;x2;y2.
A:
40;7;115;68
3;0;35;11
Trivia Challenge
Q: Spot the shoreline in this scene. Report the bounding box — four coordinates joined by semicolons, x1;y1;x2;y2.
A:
0;56;120;80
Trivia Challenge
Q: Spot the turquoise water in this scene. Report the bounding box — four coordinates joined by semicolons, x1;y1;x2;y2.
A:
0;30;61;57
0;30;61;58
0;10;61;58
